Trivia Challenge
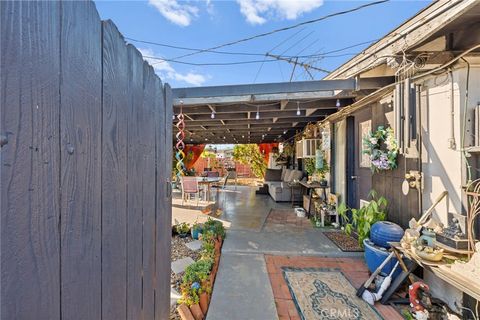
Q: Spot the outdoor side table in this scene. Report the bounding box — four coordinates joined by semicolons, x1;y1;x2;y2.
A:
287;182;302;207
299;181;328;218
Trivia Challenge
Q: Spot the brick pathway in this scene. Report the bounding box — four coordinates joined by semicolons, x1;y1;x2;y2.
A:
265;255;403;320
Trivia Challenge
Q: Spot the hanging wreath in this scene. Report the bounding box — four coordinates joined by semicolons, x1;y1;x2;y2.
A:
363;126;399;172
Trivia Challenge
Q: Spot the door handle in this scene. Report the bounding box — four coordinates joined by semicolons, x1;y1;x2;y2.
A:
351;175;358;180
166;180;172;198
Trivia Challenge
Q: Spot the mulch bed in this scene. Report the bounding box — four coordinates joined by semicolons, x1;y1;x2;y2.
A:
323;230;364;252
170;235;201;320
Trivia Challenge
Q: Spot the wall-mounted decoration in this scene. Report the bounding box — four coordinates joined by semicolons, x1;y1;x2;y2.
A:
363;126;399;172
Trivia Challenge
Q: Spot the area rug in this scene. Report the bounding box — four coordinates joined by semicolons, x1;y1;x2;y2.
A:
323;231;364;252
282;267;383;320
262;208;312;231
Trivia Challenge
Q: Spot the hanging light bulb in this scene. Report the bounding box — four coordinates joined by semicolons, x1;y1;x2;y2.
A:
256;105;260;120
296;102;301;116
336;99;341;108
211;111;215;119
283;130;287;134
172;114;176;120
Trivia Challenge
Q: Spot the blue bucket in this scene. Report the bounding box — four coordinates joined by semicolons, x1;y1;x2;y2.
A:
363;238;401;278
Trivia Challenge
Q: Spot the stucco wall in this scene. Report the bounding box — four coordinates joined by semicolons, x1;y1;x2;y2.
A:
420;64;480;312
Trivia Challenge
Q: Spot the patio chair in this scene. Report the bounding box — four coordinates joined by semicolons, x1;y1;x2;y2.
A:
207;171;220;178
181;176;202;206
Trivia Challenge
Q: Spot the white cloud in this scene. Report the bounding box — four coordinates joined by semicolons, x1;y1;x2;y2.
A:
149;0;199;26
237;0;324;25
139;48;208;86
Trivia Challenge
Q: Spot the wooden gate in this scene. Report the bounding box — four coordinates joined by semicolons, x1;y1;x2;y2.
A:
1;1;172;319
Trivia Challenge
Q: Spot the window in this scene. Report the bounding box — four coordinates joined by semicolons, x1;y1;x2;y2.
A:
359;120;371;168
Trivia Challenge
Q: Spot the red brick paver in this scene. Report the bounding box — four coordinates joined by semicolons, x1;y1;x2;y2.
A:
265;255;403;320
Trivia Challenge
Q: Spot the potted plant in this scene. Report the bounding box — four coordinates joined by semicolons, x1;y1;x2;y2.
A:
337;190;388;246
176;222;190;238
191;221;203;240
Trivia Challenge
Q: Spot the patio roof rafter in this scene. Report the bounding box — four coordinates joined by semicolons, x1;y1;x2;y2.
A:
171;77;394;143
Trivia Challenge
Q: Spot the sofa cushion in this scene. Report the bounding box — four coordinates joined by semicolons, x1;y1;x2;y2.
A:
290;170;303;182
284;169;302;182
282;169;292;182
265;169;282;181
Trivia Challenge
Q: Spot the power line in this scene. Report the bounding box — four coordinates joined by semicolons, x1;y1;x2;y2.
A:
168;0;389;61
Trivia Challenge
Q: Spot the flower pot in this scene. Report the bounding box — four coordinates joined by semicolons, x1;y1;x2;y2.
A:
370;221;404;248
177;303;195;320
191;228;202;240
190;303;204;320
199;292;209;314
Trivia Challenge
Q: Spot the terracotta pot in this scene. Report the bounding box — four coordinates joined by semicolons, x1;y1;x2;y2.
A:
199;292;209;314
209;272;215;287
189;303;204;320
177;303;195;320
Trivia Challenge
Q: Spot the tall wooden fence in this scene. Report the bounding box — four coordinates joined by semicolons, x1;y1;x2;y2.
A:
1;1;172;319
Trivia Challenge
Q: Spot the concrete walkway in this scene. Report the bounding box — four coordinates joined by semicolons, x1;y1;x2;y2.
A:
206;186;362;320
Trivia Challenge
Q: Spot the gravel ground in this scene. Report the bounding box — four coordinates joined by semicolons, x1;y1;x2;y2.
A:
170;235;201;320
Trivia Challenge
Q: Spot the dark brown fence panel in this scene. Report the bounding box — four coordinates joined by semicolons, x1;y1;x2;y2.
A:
126;44;144;320
141;62;158;319
59;2;102;319
1;2;172;319
155;83;173;319
102;20;129;320
0;1;61;319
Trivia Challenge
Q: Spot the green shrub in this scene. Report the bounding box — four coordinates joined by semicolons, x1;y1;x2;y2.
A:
203;218;225;239
338;190;388;246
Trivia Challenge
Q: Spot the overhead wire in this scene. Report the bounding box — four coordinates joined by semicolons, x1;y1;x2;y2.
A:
166;0;390;61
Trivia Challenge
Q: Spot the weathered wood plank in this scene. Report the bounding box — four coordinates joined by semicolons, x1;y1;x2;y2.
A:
126;44;144;320
142;61;157;320
0;1;61;318
59;2;102;319
155;82;172;319
102;20;128;320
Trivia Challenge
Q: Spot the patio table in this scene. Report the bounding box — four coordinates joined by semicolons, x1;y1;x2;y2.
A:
196;177;221;202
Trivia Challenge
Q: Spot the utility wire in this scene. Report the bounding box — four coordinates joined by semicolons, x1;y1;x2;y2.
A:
129;36;377;60
168;0;389;61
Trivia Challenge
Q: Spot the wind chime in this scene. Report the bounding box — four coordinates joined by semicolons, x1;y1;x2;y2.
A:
175;101;186;181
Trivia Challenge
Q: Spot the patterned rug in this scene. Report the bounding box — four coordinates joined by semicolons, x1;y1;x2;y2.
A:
262;209;312;231
323;231;363;252
283;267;384;320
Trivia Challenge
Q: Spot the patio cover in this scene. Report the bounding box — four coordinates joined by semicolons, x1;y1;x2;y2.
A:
172;77;393;144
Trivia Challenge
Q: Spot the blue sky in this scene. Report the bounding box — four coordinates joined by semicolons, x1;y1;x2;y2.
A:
94;0;430;88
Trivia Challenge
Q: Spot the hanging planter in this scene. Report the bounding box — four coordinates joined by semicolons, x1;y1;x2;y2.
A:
363;126;399;172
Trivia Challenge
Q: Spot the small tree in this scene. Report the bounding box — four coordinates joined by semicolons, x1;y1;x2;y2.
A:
233;144;267;178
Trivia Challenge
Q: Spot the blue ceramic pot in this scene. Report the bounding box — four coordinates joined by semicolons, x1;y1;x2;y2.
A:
191;227;203;240
364;238;401;278
370;221;404;248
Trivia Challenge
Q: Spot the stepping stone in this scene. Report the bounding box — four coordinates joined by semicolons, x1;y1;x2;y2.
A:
186;240;202;251
171;257;195;274
170;287;181;307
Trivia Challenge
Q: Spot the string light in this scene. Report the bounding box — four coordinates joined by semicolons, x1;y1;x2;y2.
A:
336;99;341;108
256;105;260;120
283;130;287;134
296;102;301;116
211;110;215;119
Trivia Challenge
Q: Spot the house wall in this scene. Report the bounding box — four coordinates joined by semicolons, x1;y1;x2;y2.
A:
333;119;347;203
420;65;480;228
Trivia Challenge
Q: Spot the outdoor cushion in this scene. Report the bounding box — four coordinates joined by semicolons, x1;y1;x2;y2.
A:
282;169;293;182
284;169;303;182
290;170;303;182
265;169;282;181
